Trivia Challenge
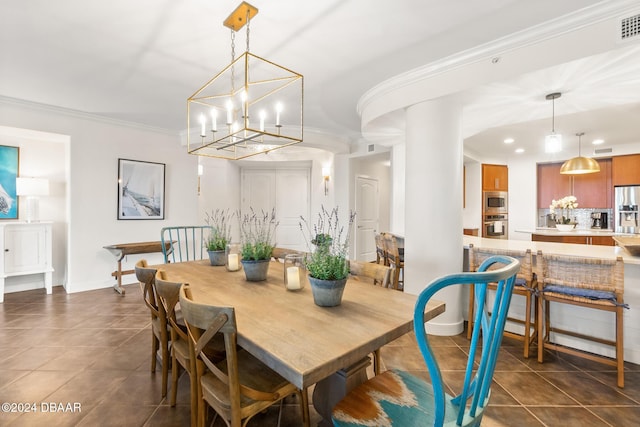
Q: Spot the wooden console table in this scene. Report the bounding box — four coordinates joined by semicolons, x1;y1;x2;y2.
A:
103;241;172;295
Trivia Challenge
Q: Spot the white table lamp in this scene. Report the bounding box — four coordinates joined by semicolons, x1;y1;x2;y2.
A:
16;177;50;222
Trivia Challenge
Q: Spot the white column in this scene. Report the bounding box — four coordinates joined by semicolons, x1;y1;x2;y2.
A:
390;144;405;234
404;96;464;336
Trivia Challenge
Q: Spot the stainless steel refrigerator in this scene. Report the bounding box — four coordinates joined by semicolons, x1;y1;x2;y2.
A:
615;185;640;234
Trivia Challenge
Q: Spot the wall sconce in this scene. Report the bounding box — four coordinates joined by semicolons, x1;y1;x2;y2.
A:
16;177;50;222
322;167;331;196
197;164;204;195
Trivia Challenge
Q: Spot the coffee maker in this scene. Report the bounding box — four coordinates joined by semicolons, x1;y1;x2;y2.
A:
590;212;608;229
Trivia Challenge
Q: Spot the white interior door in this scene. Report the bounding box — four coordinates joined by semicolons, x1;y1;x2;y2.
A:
275;170;309;251
241;168;309;251
355;176;379;261
241;169;276;215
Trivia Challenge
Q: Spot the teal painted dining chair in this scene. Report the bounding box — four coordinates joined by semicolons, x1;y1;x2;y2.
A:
160;225;213;263
332;255;520;427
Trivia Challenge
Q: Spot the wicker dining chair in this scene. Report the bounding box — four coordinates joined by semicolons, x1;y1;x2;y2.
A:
536;252;626;388
332;254;520;427
467;245;538;358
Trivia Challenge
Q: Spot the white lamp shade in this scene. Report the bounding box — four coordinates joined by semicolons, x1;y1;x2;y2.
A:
544;133;562;153
16;177;50;196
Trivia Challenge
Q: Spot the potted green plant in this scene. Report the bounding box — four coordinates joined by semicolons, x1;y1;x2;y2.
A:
238;208;278;281
300;206;356;306
204;208;233;266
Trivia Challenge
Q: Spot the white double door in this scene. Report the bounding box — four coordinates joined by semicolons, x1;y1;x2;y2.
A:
241;168;310;251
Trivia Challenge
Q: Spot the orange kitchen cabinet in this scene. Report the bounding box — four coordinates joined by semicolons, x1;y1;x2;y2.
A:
482;164;508;191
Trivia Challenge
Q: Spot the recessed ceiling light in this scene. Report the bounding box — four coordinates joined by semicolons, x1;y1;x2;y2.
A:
515;148;525;153
592;139;605;145
504;138;514;144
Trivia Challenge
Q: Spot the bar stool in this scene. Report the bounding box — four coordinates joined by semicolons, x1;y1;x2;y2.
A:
537;252;626;388
467;245;537;358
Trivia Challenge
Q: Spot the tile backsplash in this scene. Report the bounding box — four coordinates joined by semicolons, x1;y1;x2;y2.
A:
537;208;613;229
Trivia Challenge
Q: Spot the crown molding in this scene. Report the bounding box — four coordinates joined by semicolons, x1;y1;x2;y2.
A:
357;0;640;119
0;95;177;136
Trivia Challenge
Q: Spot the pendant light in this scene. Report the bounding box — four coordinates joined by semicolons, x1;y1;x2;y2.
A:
560;132;601;174
544;92;562;153
186;2;303;160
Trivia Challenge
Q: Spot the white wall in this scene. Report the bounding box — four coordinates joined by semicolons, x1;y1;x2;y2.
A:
1;99;198;292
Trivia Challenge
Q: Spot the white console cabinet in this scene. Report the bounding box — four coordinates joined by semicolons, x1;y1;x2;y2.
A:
0;222;53;303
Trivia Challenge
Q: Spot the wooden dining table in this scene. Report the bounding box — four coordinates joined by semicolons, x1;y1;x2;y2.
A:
155;259;445;426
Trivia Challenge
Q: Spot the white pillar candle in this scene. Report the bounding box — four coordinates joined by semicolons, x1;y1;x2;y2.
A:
199;114;206;137
211;109;217;132
228;254;239;271
226;100;233;125
286;266;300;290
275;103;283;126
259;110;266;132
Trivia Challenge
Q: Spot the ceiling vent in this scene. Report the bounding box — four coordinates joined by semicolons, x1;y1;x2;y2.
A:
620;13;640;41
594;147;613;155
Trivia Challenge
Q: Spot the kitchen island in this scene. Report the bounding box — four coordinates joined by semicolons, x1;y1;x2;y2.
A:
463;235;640;365
518;227;617;246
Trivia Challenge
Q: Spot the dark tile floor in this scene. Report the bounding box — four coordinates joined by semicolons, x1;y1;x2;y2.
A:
1;284;638;426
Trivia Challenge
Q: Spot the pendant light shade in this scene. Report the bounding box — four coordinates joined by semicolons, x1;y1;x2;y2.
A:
544;92;562;153
560;132;600;175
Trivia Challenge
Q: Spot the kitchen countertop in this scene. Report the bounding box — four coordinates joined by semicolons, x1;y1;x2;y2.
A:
463;235;640;265
516;227;617;236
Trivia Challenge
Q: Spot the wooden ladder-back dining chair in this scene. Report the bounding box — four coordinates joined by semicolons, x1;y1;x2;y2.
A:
374;233;387;266
271;247;304;262
349;260;392;288
179;284;310;427
332;255;520;427
467;245;538;358
536;252;626;388
134;259;169;398
154;271;197;427
348;259;394;376
382;233;404;291
161;225;214;263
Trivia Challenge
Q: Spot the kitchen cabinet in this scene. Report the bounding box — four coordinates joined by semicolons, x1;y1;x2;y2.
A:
0;222;53;302
482;164;508;191
572;158;612;208
537;163;571;208
612;154;640;186
531;233;614;246
537;160;612;209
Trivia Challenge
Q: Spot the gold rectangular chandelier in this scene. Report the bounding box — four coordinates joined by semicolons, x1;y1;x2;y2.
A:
187;2;304;160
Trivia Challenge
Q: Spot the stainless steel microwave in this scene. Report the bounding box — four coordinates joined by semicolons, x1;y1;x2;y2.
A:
483;191;508;214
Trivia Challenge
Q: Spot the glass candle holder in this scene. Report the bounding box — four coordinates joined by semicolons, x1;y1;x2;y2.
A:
225;243;242;272
283;254;306;291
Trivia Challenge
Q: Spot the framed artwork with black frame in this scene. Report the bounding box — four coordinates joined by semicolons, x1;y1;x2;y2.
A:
0;145;19;220
117;158;165;220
